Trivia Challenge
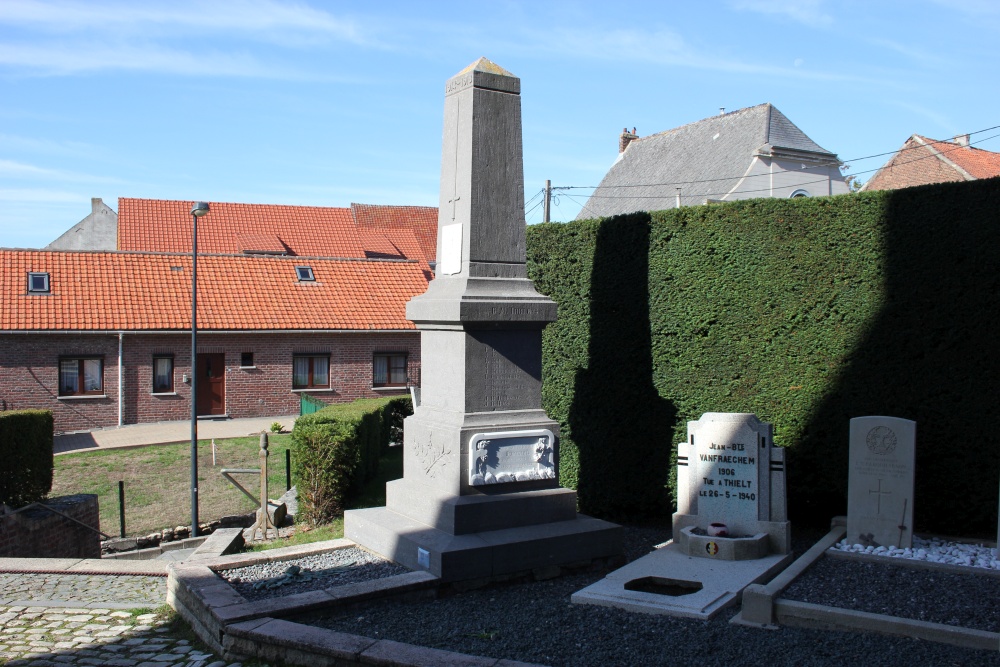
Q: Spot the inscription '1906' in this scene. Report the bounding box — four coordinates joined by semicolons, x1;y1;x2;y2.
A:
697;442;757;503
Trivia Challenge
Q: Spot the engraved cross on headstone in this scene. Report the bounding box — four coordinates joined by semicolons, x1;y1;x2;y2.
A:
869;478;891;514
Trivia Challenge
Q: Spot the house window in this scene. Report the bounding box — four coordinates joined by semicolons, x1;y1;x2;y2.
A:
59;357;104;396
153;355;174;393
296;266;315;282
373;353;407;387
28;272;50;293
293;355;329;389
240;352;254;367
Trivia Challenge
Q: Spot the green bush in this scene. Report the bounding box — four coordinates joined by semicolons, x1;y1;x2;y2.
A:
290;396;411;524
527;177;1000;534
0;409;54;507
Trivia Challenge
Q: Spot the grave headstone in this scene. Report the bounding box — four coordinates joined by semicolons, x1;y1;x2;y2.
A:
344;58;622;581
847;416;916;548
673;412;789;558
572;412;793;619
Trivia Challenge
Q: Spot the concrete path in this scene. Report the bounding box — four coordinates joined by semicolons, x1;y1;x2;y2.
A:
54;415;299;455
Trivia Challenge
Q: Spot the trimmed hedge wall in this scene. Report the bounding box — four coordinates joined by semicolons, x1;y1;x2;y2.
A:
527;177;1000;534
291;396;411;524
0;409;54;507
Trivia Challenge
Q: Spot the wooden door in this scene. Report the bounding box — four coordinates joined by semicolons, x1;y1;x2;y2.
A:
196;353;226;416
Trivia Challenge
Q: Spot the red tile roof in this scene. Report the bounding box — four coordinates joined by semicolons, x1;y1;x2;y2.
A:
0;250;428;332
118;199;438;267
351;203;438;263
916;135;1000;179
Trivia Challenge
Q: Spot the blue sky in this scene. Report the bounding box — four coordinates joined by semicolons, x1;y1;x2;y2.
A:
2;0;999;249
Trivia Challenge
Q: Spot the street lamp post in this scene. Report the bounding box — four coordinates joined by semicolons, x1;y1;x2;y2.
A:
190;201;209;537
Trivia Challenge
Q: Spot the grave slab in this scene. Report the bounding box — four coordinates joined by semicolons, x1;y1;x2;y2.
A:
846;416;916;548
571;540;793;620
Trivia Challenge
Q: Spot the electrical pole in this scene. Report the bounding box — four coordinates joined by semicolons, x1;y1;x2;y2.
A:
543;179;551;223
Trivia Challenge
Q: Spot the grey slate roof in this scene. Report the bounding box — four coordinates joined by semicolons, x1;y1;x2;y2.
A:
576;103;841;220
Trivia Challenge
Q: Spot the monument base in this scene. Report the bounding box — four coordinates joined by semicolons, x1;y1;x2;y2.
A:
673;513;791;556
346;499;622;582
677;526;770;560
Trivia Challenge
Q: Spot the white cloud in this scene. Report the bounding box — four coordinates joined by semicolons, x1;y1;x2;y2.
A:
730;0;833;28
0;41;295;78
0;0;371;45
0;187;83;202
0;159;124;184
869;38;955;68
0;0;386;78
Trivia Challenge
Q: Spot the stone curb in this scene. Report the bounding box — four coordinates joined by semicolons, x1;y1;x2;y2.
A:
167;538;549;665
774;599;1000;652
732;524;846;627
733;523;1000;652
0;556;168;575
225;616;548;667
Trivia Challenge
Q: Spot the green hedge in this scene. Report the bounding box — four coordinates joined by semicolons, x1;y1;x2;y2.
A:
0;409;54;507
290;396;411;524
527;177;1000;534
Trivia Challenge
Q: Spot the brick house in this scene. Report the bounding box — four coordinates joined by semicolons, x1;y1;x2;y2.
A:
860;134;1000;192
1;199;437;433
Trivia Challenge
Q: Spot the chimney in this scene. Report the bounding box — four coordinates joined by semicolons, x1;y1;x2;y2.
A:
91;197;104;214
719;107;725;115
953;134;970;147
619;127;638;153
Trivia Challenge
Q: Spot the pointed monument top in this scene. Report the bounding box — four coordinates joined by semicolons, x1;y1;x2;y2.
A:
458;57;515;78
446;57;519;96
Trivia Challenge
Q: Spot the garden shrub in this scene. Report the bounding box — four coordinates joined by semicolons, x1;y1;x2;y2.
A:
0;409;54;507
290;396;411;524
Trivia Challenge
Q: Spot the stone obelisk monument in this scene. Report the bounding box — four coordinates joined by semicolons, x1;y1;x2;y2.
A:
345;58;622;581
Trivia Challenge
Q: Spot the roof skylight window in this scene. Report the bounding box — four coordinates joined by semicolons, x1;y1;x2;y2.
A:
296;266;315;282
27;272;50;293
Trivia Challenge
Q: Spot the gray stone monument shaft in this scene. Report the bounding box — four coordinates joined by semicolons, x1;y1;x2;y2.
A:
345;58;621;581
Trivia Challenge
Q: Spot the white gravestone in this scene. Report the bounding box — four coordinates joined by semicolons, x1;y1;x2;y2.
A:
673;413;789;557
847;416;916;548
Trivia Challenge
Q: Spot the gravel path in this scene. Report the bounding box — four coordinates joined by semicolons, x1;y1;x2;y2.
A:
289;525;1000;667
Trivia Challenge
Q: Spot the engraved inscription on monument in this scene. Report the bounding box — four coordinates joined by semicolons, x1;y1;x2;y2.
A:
469;429;555;486
690;422;763;535
467;330;540;412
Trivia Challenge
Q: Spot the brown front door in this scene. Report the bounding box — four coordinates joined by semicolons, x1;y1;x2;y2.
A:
196;353;226;416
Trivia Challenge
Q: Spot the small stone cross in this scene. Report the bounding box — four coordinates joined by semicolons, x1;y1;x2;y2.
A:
869;478;891;515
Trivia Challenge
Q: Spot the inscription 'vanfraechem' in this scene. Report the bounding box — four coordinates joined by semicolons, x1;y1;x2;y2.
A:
469;429;555;486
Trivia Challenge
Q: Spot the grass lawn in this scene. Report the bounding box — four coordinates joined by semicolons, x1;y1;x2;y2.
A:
51;435;293;538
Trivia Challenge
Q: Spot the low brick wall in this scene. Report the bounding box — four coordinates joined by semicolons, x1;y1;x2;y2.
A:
0;494;101;558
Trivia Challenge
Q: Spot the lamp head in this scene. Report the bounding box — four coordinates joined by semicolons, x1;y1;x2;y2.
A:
191;202;210;217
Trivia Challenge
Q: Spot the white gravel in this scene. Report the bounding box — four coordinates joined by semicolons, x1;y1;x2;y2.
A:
831;536;1000;569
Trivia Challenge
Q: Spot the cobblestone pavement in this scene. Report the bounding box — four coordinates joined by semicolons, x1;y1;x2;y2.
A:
0;573;255;667
0;573;165;608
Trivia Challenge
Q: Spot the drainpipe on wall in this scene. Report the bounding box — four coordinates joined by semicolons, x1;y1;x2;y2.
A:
118;332;124;428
